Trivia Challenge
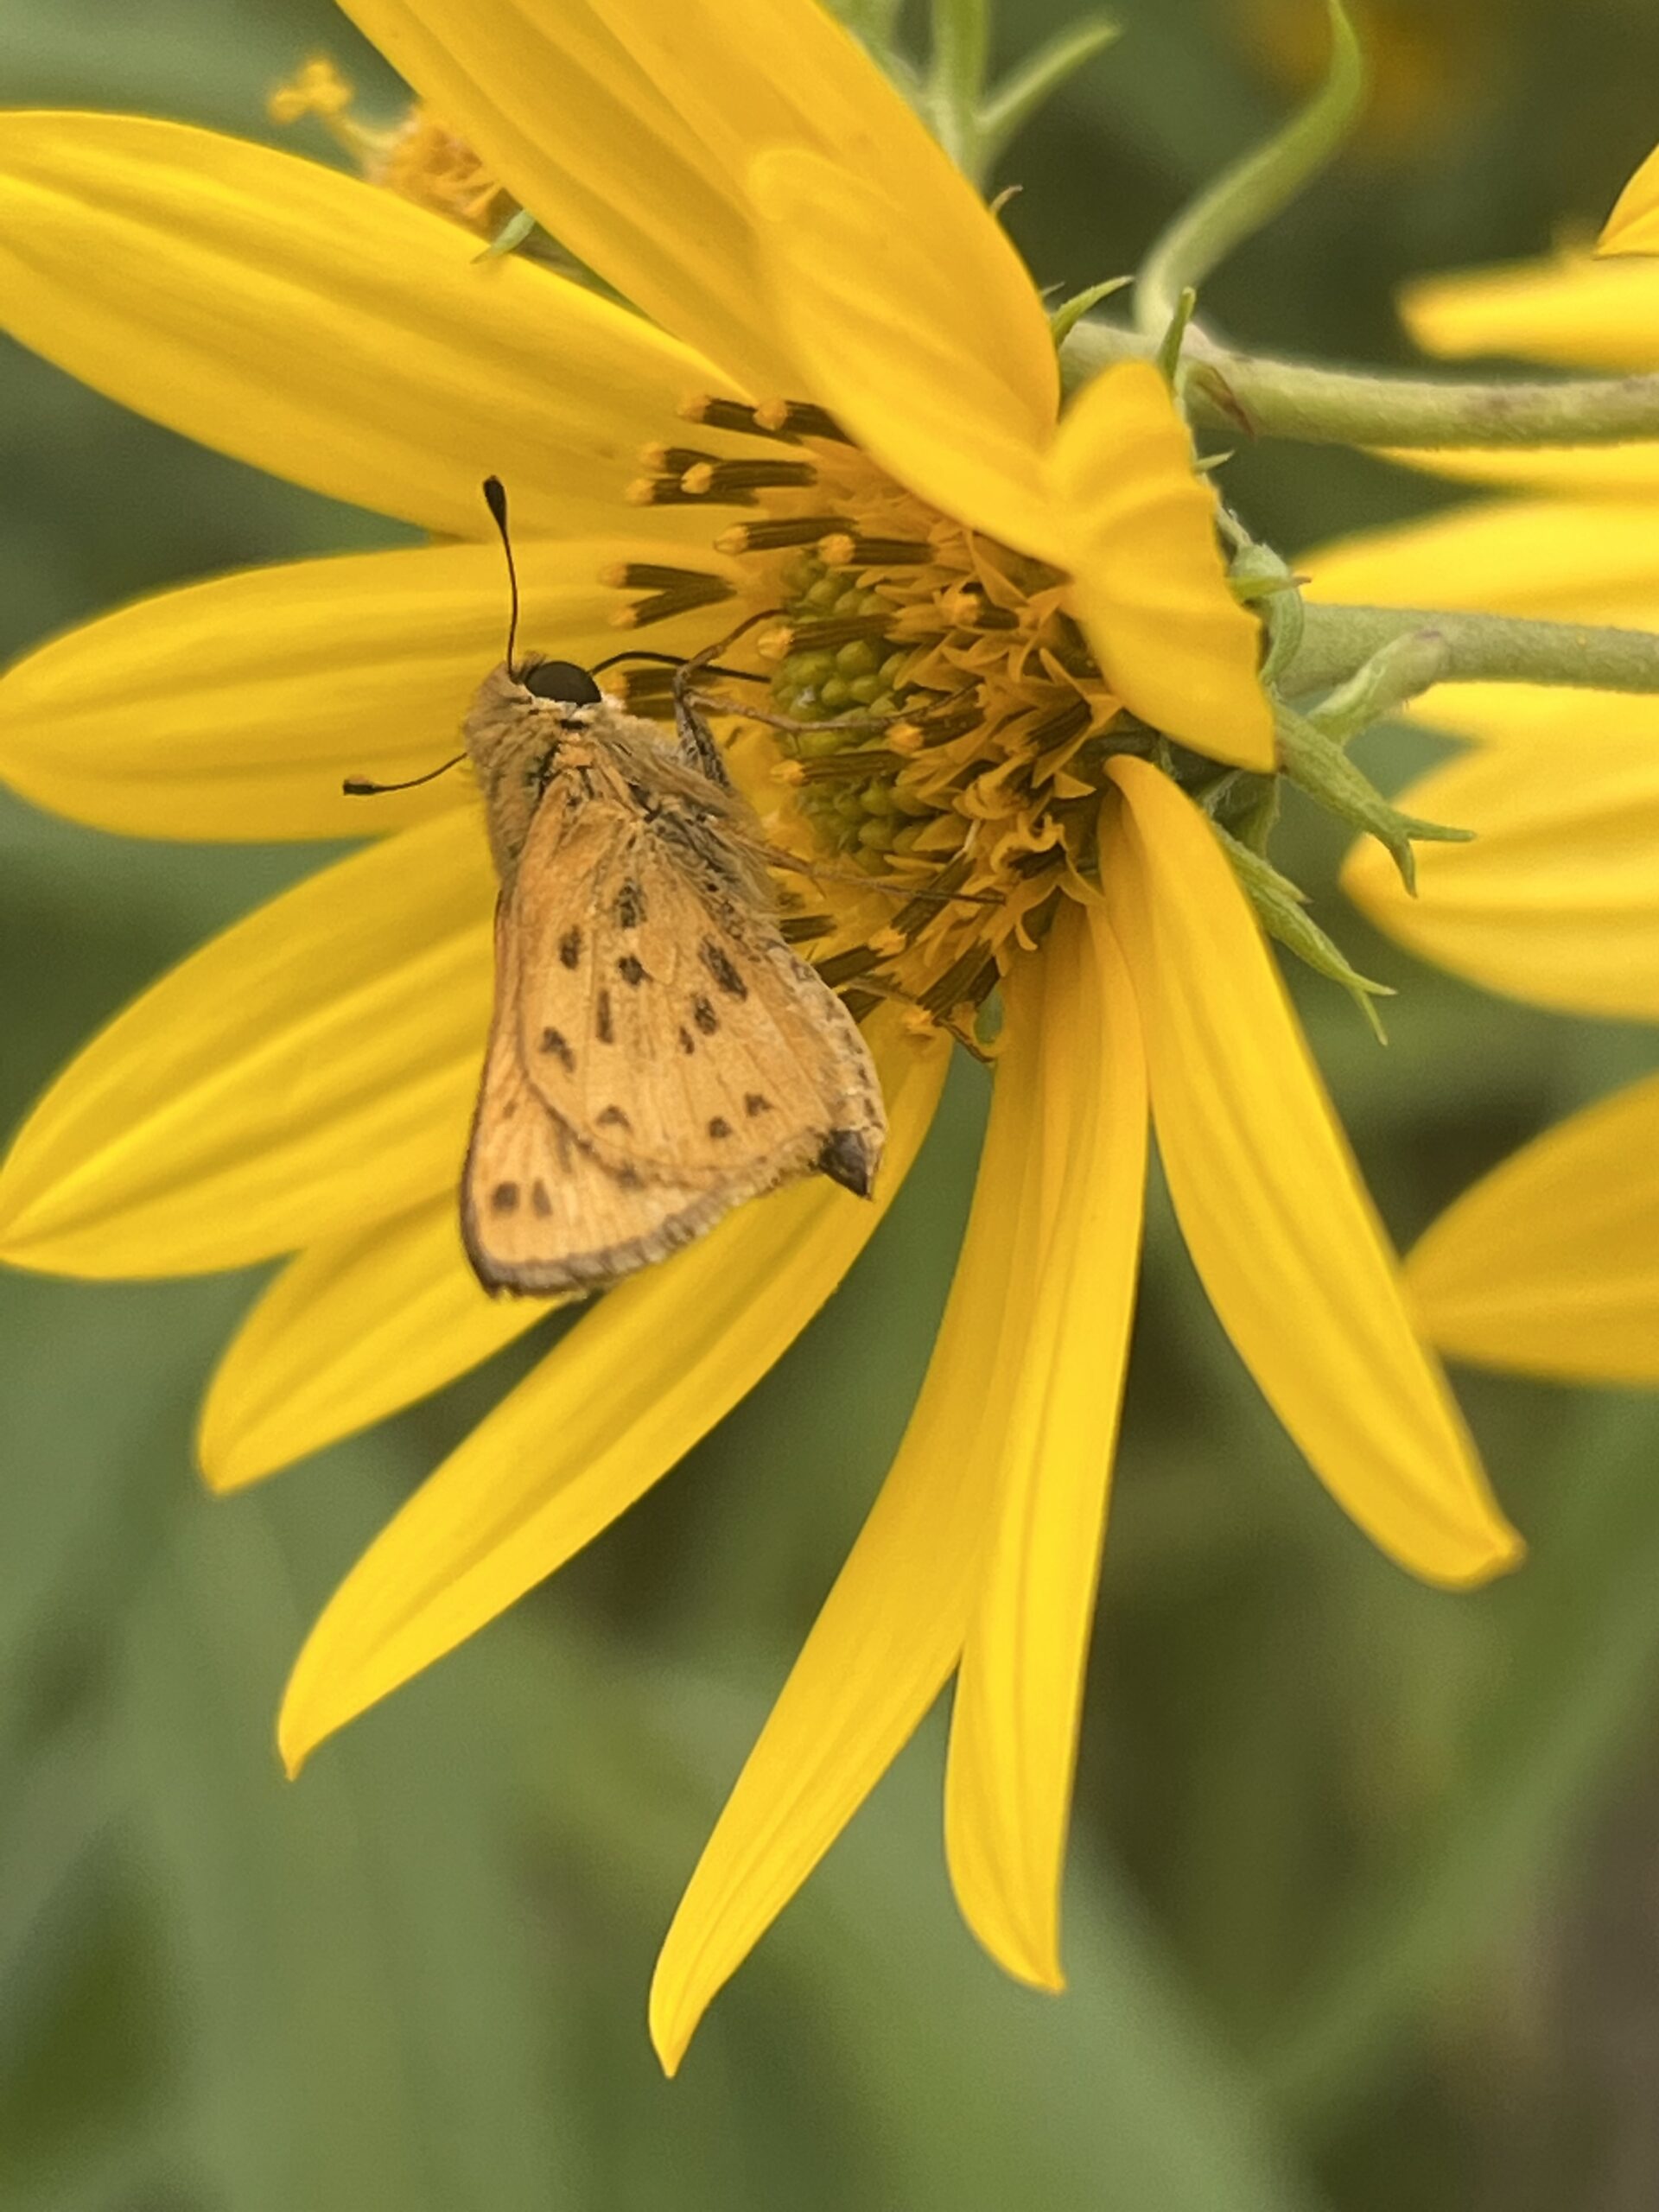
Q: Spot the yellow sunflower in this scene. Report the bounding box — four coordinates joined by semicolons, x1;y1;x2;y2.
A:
1306;140;1659;1385
0;0;1519;2072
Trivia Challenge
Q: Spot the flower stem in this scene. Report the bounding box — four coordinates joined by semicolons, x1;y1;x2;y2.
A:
1287;603;1659;697
1062;319;1659;447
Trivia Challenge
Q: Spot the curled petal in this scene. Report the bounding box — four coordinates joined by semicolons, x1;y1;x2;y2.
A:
1049;365;1273;766
1104;756;1521;1587
277;1016;949;1777
1409;1075;1659;1385
749;148;1058;561
944;906;1146;1989
1600;144;1659;257
0;812;493;1276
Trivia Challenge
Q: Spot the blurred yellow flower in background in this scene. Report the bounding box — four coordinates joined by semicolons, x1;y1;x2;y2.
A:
0;0;1520;2072
1305;136;1659;1386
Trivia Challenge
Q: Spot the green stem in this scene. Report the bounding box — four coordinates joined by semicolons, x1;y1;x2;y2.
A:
929;0;991;178
1063;318;1659;447
1287;603;1659;696
1135;0;1364;337
977;17;1122;170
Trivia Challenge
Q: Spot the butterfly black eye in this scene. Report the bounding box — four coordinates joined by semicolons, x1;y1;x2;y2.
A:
522;658;602;706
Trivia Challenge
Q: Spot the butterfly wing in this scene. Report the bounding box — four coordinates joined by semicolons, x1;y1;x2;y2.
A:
509;791;886;1194
462;896;738;1294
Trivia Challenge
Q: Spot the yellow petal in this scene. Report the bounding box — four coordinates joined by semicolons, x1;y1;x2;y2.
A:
277;1014;949;1775
748;148;1059;560
1103;757;1522;1586
0;111;725;540
1410;683;1659;747
1374;442;1659;499
1048;365;1273;766
649;983;1050;2075
0;812;493;1276
1303;500;1659;627
198;1195;564;1492
1340;735;1659;1021
944;906;1146;1989
1408;1074;1659;1384
1402;251;1659;372
1600;143;1659;258
338;0;1022;405
0;538;735;841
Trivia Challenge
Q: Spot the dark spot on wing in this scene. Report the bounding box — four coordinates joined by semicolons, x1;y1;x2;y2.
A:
614;1163;643;1190
492;1181;520;1213
613;878;646;928
531;1180;553;1217
744;1092;772;1117
677;1027;696;1055
617;953;648;987
558;926;583;969
707;1116;732;1141
818;1129;875;1198
596;988;614;1044
692;995;719;1035
701;939;748;998
539;1027;575;1071
597;1104;632;1131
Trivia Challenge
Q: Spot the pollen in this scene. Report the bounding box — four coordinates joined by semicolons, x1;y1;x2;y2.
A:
606;402;1136;1046
268;60;514;238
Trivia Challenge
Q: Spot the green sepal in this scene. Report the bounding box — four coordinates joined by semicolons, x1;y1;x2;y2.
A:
1230;544;1306;684
1049;276;1132;352
1303;628;1452;744
979;17;1122;170
1156;287;1199;387
1214;823;1392;1039
1274;705;1472;893
474;207;537;261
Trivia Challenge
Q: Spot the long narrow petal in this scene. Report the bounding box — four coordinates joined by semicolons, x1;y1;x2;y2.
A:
0;813;493;1275
277;1016;949;1775
944;906;1146;1989
1048;364;1273;766
1401;252;1659;372
0;538;736;841
1104;757;1522;1586
1374;442;1659;499
1304;501;1659;627
1600;145;1659;257
1408;684;1659;748
649;976;1055;2074
749;149;1059;560
1341;736;1659;1021
1408;1074;1659;1384
197;1195;563;1492
0;112;728;539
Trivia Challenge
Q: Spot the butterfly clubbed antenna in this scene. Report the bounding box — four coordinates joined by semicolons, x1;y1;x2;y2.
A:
482;474;521;678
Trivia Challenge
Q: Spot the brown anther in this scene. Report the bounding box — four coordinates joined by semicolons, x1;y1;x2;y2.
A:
600;562;731;595
680;394;799;442
610;574;739;628
715;514;855;555
754;399;850;442
773;613;893;653
627;475;753;507
639;442;718;474
1029;698;1092;752
679;458;819;499
816;945;880;988
823;535;934;567
868;925;906;958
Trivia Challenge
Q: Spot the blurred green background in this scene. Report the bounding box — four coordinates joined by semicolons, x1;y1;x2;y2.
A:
6;1;1659;2205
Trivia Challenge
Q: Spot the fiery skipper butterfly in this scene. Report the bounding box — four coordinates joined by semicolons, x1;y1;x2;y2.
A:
351;480;887;1297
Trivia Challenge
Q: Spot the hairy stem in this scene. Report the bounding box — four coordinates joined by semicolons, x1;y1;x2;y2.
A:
1064;319;1659;448
1287;604;1659;697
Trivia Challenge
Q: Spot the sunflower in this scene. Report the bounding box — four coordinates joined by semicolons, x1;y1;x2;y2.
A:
0;0;1519;2072
1305;141;1659;1386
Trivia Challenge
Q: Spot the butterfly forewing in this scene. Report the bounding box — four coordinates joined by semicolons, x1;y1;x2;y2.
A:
510;789;881;1186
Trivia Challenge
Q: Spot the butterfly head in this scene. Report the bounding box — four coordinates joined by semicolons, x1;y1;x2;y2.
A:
516;654;604;715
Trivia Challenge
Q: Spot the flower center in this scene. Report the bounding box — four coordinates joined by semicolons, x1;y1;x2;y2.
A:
607;397;1134;1043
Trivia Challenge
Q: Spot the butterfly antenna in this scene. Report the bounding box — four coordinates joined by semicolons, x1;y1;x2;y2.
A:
343;754;466;798
482;474;521;677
